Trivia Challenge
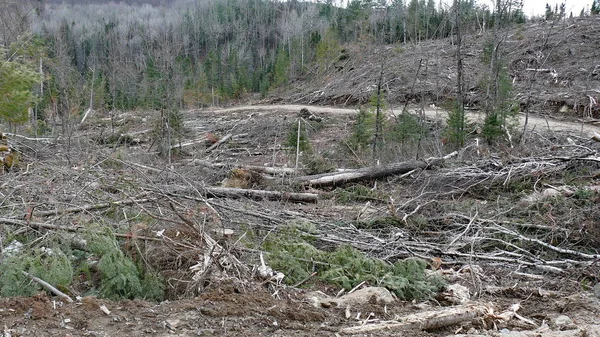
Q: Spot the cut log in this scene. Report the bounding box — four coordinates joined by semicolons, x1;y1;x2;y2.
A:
206;133;232;153
243;165;297;175
206;187;318;203
169;136;207;150
293;159;441;187
340;303;489;334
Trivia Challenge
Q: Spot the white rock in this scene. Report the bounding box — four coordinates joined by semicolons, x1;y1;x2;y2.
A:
554;315;575;330
440;284;470;304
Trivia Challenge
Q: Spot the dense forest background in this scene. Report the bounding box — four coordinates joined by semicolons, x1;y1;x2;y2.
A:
2;0;596;125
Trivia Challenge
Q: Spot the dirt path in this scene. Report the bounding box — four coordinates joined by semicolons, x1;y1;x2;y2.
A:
204;104;600;139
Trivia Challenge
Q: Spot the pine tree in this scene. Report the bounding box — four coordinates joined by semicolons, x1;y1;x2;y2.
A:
592;0;600;15
0;46;41;125
545;3;554;20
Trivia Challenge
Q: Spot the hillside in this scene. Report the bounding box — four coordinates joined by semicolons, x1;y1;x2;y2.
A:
1;2;600;337
277;16;600;119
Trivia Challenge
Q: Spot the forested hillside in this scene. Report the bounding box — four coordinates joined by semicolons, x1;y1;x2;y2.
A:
2;0;535;123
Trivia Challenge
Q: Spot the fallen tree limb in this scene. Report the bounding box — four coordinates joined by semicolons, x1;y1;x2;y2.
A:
22;271;74;303
293;159;441;187
242;165;297;175
206;133;232;153
4;132;55;144
169;136;207;150
340;303;488;334
205;187;318;203
32;195;153;218
0;217;161;241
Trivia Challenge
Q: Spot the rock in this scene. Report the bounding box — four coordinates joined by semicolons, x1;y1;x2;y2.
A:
594;283;600;298
438;284;470;304
554;315;575;330
335;287;395;306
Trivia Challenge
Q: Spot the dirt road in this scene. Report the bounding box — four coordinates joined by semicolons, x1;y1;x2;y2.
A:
205;104;600;139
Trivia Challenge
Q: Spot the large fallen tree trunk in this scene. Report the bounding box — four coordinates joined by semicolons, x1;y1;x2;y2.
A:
205;187;318;203
293;159;441;187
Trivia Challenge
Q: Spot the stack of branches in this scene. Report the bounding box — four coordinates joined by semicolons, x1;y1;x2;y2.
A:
1;130;599;300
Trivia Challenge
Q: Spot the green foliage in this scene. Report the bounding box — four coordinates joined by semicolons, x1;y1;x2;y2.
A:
0;229;163;301
573;188;596;205
330;185;384;203
315;29;342;73
0;47;41;124
85;230;164;301
389;112;425;144
301;152;337;175
262;224;322;283
592;0;600;15
0;254;38;297
481;65;519;145
285;120;312;154
348;106;375;151
272;47;290;88
153;108;185;157
0;244;73;297
444;101;467;148
263;225;444;300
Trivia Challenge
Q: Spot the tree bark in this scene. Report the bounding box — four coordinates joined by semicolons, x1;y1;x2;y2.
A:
341;304;488;334
293;159;440;187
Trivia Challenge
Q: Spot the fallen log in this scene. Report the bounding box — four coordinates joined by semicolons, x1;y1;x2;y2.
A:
169;136;207;150
243;165;297;175
206;133;232;153
22;271;74;303
206;187;318;203
340;303;489;334
293;159;441;187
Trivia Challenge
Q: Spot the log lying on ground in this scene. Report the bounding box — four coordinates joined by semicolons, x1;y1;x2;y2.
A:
340;303;488;334
243;165;297;175
206;133;232;153
293;159;441;187
169;137;207;150
205;187;318;203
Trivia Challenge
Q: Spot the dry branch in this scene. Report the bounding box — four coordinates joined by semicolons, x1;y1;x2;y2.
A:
242;165;297;175
32;195;154;218
169;137;207;150
22;271;74;303
341;303;488;334
0;217;161;242
293;159;441;187
205;187;318;203
205;133;232;153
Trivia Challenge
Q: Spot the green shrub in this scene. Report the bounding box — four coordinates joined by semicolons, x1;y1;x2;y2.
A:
0;245;73;297
285;120;312;154
348;106;375;151
0;230;164;301
263;225;444;300
0;254;39;297
85;230;164;301
329;185;384;203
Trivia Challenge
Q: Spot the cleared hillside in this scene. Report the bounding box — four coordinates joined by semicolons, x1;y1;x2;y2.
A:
279;16;600;119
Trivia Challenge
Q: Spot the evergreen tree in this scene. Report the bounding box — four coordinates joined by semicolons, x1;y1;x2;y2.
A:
545;3;554;20
592;0;600;15
0;44;41;125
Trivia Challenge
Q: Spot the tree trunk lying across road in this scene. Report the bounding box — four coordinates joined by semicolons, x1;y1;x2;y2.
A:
293;159;442;187
205;187;318;203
